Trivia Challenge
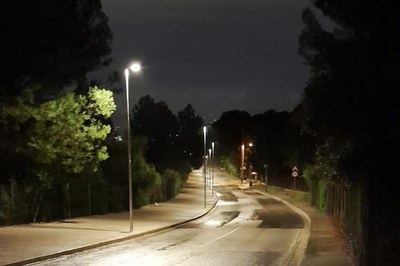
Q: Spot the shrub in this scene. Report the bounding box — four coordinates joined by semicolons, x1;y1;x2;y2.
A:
161;169;182;201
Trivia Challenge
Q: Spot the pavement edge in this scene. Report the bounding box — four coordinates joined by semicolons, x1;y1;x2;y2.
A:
254;190;311;266
3;199;219;266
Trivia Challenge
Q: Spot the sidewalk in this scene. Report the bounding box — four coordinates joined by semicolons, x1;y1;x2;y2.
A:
0;170;216;266
252;183;356;266
0;171;355;266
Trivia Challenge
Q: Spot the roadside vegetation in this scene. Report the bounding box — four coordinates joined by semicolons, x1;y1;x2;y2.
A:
210;2;399;264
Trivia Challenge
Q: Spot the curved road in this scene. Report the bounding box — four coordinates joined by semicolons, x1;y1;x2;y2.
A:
29;178;307;265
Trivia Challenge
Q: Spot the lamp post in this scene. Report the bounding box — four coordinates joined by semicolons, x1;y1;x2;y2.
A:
240;144;245;184
203;126;207;207
240;142;253;184
208;148;212;189
211;142;215;196
124;62;141;232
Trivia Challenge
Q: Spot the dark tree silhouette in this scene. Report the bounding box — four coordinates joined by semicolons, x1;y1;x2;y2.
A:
133;96;203;174
1;0;112;100
251;110;299;186
298;1;400;264
212;110;252;158
133;95;179;171
177;104;204;169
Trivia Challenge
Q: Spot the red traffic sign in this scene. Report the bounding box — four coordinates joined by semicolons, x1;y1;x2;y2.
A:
292;166;299;177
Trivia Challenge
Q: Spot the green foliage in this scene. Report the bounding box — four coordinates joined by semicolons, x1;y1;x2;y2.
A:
0;86;115;203
67;175;108;217
87;88;116;119
219;155;238;177
316;178;327;212
131;136;162;208
29;87;115;176
101;132;127;212
161;169;182;201
267;185;309;205
0;180;36;224
0;186;11;224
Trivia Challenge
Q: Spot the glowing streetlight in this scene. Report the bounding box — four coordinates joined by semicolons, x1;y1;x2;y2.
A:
130;63;141;73
124;62;141;232
240;141;254;184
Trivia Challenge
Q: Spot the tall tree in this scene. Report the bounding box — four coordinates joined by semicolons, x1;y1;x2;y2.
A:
0;87;115;187
177;104;203;169
212;110;252;158
298;1;400;264
132;95;179;171
1;0;112;100
252;110;295;184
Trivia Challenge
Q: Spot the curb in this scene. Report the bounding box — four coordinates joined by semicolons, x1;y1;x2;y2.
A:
251;189;311;266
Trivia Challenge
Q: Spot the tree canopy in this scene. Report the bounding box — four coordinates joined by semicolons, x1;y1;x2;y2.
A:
177;104;204;169
0;87;115;187
298;1;400;264
133;95;203;173
212;110;252;157
1;0;113;100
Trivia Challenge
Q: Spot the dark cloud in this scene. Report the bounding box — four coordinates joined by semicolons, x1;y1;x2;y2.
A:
99;0;310;123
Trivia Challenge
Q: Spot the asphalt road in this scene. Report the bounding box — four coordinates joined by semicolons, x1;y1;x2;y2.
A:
27;184;305;266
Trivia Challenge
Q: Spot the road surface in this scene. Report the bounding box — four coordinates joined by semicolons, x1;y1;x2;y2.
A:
28;179;305;266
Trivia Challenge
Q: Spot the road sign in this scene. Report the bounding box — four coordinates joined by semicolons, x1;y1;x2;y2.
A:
292;166;298;177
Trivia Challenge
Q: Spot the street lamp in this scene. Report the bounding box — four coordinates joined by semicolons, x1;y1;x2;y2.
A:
247;142;254;182
240;144;245;184
208;148;212;189
211;142;215;196
124;62;141;232
240;141;254;184
203;126;207;207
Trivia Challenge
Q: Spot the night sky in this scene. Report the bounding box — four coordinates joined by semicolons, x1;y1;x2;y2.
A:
98;0;312;124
